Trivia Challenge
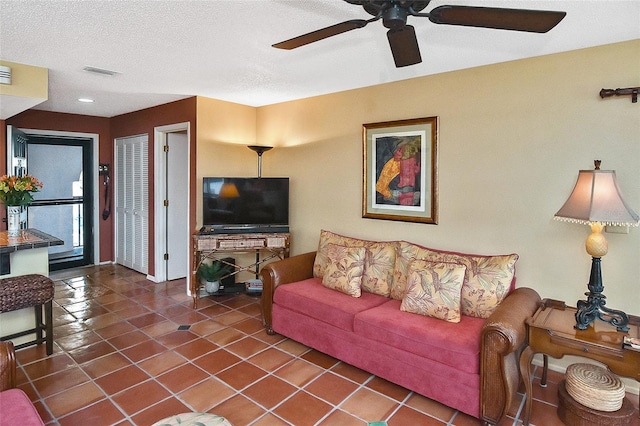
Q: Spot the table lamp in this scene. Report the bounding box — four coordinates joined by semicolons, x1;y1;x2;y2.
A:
554;160;639;332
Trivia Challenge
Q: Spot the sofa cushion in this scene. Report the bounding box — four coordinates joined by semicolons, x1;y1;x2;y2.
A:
274;278;389;332
321;244;366;297
313;230;398;297
392;241;518;318
354;299;485;375
400;261;466;323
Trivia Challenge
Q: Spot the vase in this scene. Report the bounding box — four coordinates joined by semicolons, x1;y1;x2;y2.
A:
204;280;220;294
7;206;21;237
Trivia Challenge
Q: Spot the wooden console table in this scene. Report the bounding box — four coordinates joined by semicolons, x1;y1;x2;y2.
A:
520;299;639;426
191;232;290;308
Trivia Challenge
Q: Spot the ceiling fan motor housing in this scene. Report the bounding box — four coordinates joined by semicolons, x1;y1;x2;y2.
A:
383;4;408;28
356;1;431;29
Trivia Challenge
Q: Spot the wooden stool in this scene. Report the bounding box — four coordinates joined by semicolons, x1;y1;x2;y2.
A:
558;380;635;426
0;275;54;355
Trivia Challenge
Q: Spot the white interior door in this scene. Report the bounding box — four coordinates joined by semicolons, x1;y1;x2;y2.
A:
115;134;148;274
153;122;190;284
166;131;189;280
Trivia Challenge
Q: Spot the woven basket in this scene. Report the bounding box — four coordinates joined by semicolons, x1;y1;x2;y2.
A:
565;363;625;412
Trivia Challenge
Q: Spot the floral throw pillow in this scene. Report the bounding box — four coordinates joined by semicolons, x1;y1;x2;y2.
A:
360;241;397;297
400;261;466;323
314;230;368;278
321;244;366;297
392;241;518;318
313;230;397;297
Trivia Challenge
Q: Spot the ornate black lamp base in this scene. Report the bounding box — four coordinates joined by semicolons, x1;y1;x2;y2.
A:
574;257;629;332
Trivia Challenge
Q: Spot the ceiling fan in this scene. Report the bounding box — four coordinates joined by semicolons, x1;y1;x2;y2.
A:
273;0;566;68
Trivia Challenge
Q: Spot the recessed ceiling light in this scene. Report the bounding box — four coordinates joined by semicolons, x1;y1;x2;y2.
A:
77;98;94;103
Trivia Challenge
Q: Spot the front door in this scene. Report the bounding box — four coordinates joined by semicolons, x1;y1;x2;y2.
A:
27;135;94;270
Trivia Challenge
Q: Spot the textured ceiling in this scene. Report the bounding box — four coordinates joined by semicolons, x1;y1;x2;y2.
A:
1;0;638;118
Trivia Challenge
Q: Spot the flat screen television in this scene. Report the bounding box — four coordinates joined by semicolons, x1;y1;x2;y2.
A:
202;177;289;232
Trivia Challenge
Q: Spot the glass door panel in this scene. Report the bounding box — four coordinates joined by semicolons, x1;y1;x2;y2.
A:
26;136;93;270
29;204;83;261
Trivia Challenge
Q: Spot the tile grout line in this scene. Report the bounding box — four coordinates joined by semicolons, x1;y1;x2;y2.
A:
49;276;152;424
20;265;577;425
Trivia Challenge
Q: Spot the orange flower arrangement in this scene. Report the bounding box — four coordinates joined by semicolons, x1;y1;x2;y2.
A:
0;174;43;206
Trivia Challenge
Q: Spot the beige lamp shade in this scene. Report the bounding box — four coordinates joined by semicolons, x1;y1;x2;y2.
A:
554;169;639;227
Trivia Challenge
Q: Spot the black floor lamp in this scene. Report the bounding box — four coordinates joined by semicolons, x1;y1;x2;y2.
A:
248;145;273;178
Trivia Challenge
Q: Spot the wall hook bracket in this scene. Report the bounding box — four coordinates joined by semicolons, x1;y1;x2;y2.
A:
599;87;639;103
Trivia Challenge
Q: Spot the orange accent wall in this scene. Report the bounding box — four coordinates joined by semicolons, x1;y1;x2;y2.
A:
3;97;198;276
5;111;112;262
110;98;197;276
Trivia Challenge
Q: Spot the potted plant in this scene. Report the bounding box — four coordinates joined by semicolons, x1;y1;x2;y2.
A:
0;174;43;236
197;259;232;294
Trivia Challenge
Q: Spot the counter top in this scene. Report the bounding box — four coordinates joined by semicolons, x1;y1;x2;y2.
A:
0;229;64;254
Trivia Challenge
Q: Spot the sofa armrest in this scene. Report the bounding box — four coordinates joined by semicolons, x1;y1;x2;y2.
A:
259;251;316;334
480;287;541;425
0;341;17;392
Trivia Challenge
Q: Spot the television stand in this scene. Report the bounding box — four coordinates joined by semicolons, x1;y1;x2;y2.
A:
191;232;290;308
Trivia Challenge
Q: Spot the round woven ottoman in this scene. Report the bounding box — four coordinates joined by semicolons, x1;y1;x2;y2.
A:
558;380;635;425
565;363;625;411
152;413;232;426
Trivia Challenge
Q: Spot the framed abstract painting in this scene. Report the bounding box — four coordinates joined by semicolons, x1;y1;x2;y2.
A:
362;116;438;224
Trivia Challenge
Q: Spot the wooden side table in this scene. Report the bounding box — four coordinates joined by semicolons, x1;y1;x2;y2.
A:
519;299;639;426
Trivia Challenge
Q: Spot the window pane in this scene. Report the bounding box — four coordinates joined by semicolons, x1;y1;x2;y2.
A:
27;144;83;200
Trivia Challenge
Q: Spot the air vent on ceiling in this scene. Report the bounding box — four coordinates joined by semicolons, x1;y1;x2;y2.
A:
83;66;118;76
0;65;11;85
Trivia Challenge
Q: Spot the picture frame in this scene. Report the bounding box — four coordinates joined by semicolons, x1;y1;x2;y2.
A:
362;116;438;224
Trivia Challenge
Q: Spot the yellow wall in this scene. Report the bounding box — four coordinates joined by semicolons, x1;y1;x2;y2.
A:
195;96;273;281
255;40;640;318
0;60;48;118
0;60;47;98
195;96;259;225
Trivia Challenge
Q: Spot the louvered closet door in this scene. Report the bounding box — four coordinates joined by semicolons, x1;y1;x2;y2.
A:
115;135;149;274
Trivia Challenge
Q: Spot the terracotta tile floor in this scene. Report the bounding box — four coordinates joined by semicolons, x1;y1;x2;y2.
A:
9;264;639;425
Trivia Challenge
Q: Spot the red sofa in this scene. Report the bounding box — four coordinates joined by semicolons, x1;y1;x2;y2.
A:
261;232;541;426
0;341;45;425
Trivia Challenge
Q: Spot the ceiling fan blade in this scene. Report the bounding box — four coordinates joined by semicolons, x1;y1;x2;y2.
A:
387;25;422;68
273;19;369;50
428;6;566;33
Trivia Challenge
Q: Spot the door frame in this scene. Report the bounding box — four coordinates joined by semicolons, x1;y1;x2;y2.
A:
153;122;191;284
19;128;100;265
